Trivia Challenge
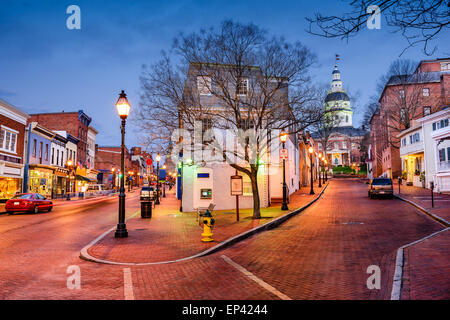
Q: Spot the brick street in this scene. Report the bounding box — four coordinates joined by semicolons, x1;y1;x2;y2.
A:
0;179;447;300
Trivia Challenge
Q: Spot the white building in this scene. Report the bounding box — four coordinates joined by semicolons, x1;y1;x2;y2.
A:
417;108;450;192
398;123;425;187
87;126;98;169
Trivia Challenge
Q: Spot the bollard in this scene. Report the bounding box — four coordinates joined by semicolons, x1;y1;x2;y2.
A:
430;181;434;208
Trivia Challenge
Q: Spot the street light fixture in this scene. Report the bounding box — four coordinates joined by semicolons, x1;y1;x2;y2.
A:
114;90;131;238
279;131;288;211
308;146;315;195
155;153;161;205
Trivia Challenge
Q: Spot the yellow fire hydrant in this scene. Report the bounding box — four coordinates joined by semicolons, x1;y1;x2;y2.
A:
200;209;215;242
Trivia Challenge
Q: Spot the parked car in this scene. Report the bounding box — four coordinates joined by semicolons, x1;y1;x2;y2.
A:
140;186;155;201
368;178;394;199
5;193;53;214
87;184;106;192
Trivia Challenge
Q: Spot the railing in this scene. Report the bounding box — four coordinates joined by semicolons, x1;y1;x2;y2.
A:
437;161;450;172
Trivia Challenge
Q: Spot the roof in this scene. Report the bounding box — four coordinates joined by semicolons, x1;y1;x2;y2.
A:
325;91;350;103
311;126;367;139
0;98;30;119
386;71;444;86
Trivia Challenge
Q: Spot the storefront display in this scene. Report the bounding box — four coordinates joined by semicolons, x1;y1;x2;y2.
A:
28;168;53;198
0;177;21;200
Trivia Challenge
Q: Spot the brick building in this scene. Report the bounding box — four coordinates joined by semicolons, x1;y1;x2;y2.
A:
0;98;29;200
370;58;450;178
95;146;131;188
29;110;92;168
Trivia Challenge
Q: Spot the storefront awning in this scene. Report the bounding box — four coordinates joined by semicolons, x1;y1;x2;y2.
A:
76;175;96;182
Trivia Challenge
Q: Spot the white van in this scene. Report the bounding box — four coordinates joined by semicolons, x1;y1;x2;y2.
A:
87;184;107;192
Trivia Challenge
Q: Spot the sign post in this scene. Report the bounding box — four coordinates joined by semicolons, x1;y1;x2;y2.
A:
231;172;243;221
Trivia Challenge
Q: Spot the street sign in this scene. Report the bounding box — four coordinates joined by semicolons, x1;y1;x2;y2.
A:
146;158;153;166
280;148;288;160
230;175;243;196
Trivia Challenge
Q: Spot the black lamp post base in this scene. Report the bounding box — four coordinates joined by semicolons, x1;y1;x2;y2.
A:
114;224;128;238
281;203;289;211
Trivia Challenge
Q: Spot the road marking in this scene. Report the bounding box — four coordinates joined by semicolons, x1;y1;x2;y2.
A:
221;255;292;300
123;268;135;300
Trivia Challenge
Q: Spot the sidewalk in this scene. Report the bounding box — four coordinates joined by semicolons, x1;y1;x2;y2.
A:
400;228;450;300
394;181;450;223
85;181;328;264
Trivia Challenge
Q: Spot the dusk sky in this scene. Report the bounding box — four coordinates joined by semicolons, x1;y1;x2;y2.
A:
1;0;449;150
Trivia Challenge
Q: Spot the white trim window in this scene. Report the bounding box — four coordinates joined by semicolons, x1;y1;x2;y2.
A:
0;127;17;153
440;62;450;71
422;88;430;96
197;76;212;95
237;78;248;96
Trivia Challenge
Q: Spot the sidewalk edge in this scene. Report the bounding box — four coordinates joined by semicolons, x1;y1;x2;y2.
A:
394;194;449;227
79;183;329;266
390;227;449;300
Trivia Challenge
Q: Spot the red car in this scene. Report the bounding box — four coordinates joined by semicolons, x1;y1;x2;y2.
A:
5;193;53;214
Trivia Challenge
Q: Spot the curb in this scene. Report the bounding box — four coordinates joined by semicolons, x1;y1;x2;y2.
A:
390;227;449;300
79;182;329;266
394;194;449;227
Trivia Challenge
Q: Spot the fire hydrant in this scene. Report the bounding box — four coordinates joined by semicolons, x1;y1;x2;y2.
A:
200;209;215;242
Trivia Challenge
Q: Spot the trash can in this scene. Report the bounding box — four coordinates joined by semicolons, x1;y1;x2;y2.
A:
141;201;152;218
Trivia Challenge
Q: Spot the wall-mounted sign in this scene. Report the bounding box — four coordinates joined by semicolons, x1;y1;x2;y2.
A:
279;148;288;160
230;175;243;196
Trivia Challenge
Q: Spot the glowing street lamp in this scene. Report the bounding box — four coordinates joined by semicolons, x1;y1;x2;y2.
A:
66;159;75;200
280;131;288;211
308;146;315;195
114;90;131;238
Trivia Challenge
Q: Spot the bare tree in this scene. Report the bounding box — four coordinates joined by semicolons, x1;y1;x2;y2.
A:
306;0;450;55
136;20;324;218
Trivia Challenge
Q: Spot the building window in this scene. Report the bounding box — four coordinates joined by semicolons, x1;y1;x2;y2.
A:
439;148;446;162
241;174;252;196
61;151;64;166
0;128;17;153
56;150;59;166
432;118;449;131
197;76;212;95
423;88;430;96
423;106;431;116
409;133;420;144
401;138;407;146
33;139;37;157
342;141;347;149
399;90;405;98
346;115;348;123
45;144;49;161
52;147;55;164
334;142;339;149
237;78;248;96
441;62;450;71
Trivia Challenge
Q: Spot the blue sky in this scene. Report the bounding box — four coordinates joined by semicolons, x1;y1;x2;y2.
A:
1;0;449;149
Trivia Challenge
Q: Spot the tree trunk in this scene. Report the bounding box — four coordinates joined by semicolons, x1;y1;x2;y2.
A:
250;170;261;219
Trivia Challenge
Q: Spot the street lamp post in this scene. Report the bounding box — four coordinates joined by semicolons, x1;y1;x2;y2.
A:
318;153;322;188
324;159;328;182
308;146;315;195
114;90;131;238
162;164;166;198
280;131;289;211
155;153;161;205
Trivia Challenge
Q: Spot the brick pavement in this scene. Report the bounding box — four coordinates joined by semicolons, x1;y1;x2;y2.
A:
87;182;327;264
394;181;450;222
400;229;450;300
